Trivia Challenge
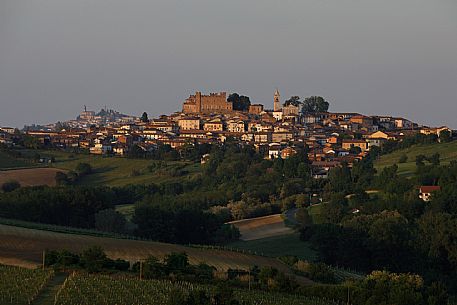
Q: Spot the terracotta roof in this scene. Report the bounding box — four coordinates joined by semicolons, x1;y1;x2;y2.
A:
419;186;441;193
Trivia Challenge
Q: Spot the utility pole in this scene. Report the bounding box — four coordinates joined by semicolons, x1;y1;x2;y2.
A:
347;286;350;305
42;250;46;271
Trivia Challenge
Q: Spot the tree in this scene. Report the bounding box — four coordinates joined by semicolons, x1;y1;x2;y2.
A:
55;171;70;186
321;194;348;224
80;246;107;273
141;112;149;123
1;180;20;192
295;207;313;228
439;130;452;143
416;155;427;167
399;154;408;163
227;93;251;111
143;255;166;278
94;209;127;233
165;252;189;274
428;153;440;166
302;96;329;113
75;162;92;175
284;96;300;107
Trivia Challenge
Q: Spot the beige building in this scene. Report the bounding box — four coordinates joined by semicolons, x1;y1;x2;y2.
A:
227;120;246;132
342;139;369;152
178;117;200;130
249;104;264;115
203;119;224;131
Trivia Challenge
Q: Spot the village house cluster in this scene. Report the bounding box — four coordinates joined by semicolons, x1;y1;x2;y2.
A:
1;90;453;178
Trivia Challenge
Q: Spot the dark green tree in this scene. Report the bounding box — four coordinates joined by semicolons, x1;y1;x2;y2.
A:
283;96;300;107
1;180;20;192
80;246;107;273
302;96;330;113
94;209;127;233
227;93;251;111
141;112;149;123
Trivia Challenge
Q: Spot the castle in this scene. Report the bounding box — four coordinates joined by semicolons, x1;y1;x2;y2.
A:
182;91;232;114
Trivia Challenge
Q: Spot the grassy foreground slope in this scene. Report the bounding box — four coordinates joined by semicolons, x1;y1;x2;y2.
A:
374;141;457;177
0;224;307;280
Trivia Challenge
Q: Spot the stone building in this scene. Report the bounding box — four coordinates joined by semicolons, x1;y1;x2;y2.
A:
182;91;232;114
273;89;281;111
249;104;264;115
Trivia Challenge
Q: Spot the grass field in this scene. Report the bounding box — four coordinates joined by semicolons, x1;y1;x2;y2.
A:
0;223;310;282
228;233;317;261
229;214;294;241
115;204;135;220
13;149;203;186
308;204;324;225
374;141;457;177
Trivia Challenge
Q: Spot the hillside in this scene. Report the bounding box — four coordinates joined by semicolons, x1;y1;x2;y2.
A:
9;149;202;187
0;223;310;282
374;141;457;177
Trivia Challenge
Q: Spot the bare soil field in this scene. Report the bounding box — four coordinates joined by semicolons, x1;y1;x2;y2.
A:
0;224;310;283
229;214;294;241
0;168;65;187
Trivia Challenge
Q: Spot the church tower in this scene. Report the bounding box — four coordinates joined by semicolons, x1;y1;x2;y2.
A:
274;89;281;111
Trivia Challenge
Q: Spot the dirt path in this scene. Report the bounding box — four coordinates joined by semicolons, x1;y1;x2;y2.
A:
32;272;68;305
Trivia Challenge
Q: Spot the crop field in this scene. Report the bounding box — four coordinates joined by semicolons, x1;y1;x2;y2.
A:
54;273;335;305
0;224;299;277
228;233;317;261
0;168;65;187
229;214;294;241
374;141;457;177
0;264;53;305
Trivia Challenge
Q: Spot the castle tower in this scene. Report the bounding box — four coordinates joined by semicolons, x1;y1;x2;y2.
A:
196;91;202;112
274;89;281;111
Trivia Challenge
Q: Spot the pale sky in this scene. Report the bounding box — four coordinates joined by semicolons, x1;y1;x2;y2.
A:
1;0;456;128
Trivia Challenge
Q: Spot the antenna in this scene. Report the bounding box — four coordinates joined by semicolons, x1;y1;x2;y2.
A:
84;105;87;112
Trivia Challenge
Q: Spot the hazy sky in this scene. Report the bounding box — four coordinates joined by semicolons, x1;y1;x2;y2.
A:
1;0;456;128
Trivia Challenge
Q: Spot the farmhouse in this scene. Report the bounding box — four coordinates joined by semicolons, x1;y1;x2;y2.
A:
419;186;441;202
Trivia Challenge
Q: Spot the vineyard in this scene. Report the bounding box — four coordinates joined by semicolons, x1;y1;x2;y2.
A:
55;273;337;305
0;264;53;305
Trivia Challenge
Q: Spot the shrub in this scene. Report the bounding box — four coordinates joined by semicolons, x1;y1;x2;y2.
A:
1;180;20;192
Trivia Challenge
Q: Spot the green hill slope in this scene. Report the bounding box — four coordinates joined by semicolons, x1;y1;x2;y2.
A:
16;149;202;186
374;141;457;177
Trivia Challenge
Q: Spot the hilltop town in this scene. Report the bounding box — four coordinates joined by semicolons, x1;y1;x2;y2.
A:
0;90;452;178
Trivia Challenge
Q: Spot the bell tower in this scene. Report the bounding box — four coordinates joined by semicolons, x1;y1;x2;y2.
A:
274;89;281;111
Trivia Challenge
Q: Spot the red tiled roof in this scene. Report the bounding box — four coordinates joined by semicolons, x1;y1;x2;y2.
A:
419;186;441;193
